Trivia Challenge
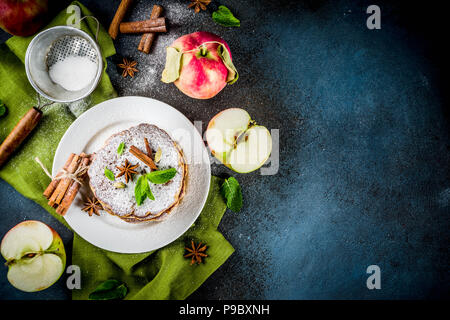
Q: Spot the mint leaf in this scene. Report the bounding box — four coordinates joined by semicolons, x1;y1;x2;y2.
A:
218;44;239;84
117;142;125;156
161;47;183;83
135;175;155;206
145;181;155;200
104;167;115;181
146;168;177;184
135;175;147;206
88;279;128;300
212;6;240;27
220;177;243;212
0;100;7;117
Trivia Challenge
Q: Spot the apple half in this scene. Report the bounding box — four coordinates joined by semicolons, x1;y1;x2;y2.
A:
206;108;272;173
1;220;66;292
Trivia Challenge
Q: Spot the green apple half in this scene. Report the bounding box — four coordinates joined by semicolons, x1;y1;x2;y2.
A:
206;108;272;173
1;220;66;292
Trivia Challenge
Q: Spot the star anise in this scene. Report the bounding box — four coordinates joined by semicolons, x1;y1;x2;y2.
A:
116;159;139;183
188;0;211;13
82;196;102;216
184;240;208;265
117;58;138;78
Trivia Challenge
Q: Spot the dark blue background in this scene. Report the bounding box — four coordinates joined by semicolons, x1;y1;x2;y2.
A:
0;0;448;299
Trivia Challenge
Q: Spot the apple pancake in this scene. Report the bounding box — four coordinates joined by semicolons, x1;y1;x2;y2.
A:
87;123;186;223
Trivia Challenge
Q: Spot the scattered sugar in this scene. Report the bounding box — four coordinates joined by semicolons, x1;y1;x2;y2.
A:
109;1;198;96
66;96;91;117
49;56;97;91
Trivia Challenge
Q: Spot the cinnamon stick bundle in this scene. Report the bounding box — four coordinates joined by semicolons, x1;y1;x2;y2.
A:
130;145;157;170
138;5;163;54
43;153;75;198
44;152;90;215
108;0;134;40
56;156;90;216
48;154;80;207
119;17;166;34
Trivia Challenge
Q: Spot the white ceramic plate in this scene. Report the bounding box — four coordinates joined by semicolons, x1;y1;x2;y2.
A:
53;96;211;253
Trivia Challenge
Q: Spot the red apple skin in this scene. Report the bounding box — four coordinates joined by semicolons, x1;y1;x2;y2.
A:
0;0;48;36
171;31;232;99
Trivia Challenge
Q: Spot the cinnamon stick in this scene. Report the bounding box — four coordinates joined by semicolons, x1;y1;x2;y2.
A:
56;156;90;216
0;107;42;168
130;145;157;170
119;18;166;34
43;153;75;199
48;154;80;207
144;138;153;158
138;5;163;54
108;0;134;40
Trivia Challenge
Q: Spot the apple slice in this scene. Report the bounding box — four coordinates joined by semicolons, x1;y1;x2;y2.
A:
1;220;66;292
206;108;272;173
206;108;251;163
227;125;272;173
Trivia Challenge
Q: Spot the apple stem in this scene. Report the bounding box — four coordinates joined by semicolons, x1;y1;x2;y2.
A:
200;46;208;57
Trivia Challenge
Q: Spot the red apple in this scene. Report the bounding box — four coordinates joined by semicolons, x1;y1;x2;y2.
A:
162;31;238;99
0;0;48;37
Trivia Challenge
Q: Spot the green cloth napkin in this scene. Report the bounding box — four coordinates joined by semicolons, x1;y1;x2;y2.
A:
0;1;234;300
73;176;234;300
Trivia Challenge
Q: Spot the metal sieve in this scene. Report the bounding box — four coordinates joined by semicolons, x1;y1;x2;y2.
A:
0;19;104;168
25;24;103;103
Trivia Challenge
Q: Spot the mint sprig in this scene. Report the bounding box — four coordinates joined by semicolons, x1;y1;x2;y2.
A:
135;168;177;206
212;5;240;27
135;175;154;206
220;177;243;212
88;279;128;300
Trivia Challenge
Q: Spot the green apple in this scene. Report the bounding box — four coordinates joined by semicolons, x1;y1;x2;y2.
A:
1;220;66;292
206;108;272;173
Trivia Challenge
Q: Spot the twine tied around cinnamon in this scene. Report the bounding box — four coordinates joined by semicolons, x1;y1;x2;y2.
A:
34;156;88;186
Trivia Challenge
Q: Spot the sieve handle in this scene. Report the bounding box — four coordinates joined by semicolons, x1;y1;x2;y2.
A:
0;107;42;167
79;15;100;42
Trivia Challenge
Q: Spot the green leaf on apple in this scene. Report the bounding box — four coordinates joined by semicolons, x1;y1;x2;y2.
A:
88;279;128;300
161;41;238;85
212;5;241;27
161;47;183;83
217;44;239;84
220;177;243;212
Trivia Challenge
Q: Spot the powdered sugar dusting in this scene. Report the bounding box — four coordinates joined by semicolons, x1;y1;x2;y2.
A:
88;123;185;219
